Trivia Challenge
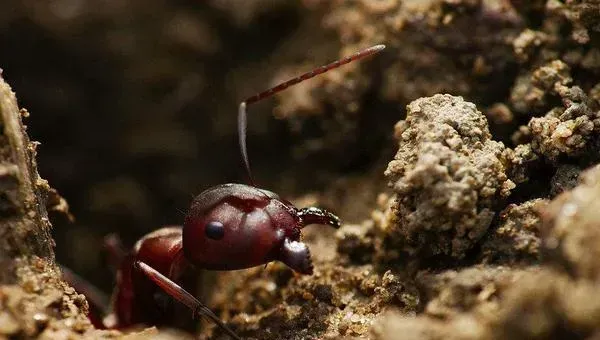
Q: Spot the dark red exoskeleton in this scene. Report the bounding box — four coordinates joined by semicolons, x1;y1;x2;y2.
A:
77;44;385;340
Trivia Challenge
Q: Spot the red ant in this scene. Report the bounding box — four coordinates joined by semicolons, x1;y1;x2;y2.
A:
68;44;385;339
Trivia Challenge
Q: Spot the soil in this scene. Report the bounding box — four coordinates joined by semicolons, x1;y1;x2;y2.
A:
1;0;600;339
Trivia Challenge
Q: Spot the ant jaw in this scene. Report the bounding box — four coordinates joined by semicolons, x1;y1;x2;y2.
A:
297;207;341;229
279;239;314;275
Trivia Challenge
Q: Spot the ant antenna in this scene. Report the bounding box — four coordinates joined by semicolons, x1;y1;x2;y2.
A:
238;44;386;185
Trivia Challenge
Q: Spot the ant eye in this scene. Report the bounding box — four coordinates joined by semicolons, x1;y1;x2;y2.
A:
205;221;225;240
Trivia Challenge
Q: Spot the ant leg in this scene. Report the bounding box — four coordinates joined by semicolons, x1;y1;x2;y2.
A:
103;233;127;271
298;207;341;229
134;261;242;340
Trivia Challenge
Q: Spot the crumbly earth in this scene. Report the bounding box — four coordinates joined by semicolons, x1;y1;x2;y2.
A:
0;257;184;339
0;259;191;340
207;86;600;339
205;93;600;340
371;268;600;340
522;60;600;162
0;257;92;339
205;226;420;340
2;0;600;340
383;94;514;259
541;164;600;281
479;199;547;265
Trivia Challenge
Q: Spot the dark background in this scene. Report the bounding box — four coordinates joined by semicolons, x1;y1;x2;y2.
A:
0;1;382;293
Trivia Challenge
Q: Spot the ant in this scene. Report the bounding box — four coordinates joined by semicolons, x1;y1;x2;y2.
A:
68;44;385;340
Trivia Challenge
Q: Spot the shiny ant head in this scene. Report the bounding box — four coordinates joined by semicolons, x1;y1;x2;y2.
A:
183;183;340;274
184;44;384;275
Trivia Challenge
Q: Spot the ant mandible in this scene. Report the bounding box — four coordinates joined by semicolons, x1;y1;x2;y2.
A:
89;44;385;340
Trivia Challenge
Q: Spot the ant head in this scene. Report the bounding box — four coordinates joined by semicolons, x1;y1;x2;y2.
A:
182;44;383;274
183;183;297;271
182;183;340;274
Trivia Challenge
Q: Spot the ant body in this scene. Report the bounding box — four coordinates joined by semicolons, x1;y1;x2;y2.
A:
75;44;385;339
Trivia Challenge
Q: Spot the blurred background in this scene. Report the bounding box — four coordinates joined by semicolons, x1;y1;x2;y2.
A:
0;0;395;293
1;0;545;299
